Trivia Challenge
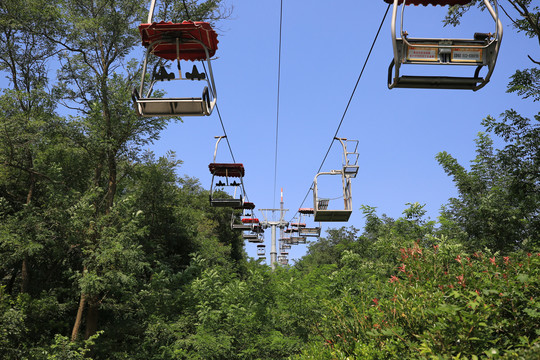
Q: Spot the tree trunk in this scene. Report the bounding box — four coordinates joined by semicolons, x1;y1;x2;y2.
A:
21;160;35;294
20;256;29;293
71;291;86;341
85;296;100;339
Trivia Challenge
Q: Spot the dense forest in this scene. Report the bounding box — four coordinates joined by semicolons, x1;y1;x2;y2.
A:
0;0;539;359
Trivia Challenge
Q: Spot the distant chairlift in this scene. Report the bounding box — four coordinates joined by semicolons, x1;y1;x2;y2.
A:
290;235;307;244
298;208;321;237
231;202;256;230
133;0;219;116
244;222;264;243
257;244;266;256
385;0;502;90
242;219;262;242
313;137;359;222
209;136;245;207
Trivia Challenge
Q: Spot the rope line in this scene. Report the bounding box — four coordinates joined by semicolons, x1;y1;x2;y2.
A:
273;0;284;209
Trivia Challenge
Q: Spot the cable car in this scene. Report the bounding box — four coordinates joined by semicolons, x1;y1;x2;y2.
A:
385;0;502;90
313;137;358;222
243;232;259;242
209;136;245;207
231;202;256;230
133;1;219;116
313;169;352;221
290;222;306;230
298;208;321;237
257;244;266;256
280;236;293;245
290;236;307;244
278;256;288;266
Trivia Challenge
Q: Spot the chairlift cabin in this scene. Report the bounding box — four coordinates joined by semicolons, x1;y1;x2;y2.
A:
133;0;219;116
278;256;288;266
231;202;256;230
290;222;306;230
243;232;259;242
280;236;293;245
313;169;352;222
385;0;502;90
257;244;266;256
209;136;245;207
298;208;321;237
313;138;357;222
290;236;307;244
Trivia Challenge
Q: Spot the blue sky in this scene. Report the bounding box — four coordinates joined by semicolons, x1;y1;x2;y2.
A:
146;1;538;262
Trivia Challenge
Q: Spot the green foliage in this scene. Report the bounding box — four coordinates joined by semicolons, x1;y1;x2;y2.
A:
436;114;539;252
507;68;540;101
301;244;540;359
44;332;100;360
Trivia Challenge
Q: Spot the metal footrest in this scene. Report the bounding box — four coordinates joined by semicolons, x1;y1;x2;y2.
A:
314;210;352;222
210;198;243;208
395;75;483;90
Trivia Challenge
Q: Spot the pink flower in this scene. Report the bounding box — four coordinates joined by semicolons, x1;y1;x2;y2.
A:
389;275;400;283
455;255;462;264
503;256;510;265
398;264;406;273
456;274;465;286
527;253;532;257
490;257;496;265
372;298;379;306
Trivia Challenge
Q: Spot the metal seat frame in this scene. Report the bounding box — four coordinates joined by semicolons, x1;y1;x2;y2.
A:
133;1;217;116
313;138;357;222
388;0;503;91
297;208;321;238
231;202;258;230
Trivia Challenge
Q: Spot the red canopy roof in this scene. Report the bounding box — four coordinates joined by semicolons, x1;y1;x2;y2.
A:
209;163;245;177
383;0;471;5
241;218;260;224
139;21;218;61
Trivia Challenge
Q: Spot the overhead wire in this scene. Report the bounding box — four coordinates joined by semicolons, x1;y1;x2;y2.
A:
289;4;391;222
272;0;284;209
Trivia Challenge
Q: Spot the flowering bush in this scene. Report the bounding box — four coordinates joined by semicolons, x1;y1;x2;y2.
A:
310;243;540;359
